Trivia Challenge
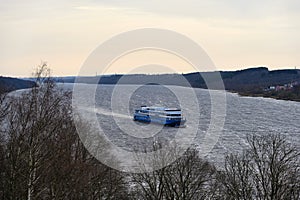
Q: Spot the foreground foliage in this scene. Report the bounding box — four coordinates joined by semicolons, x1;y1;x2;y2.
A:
0;65;128;200
218;134;300;200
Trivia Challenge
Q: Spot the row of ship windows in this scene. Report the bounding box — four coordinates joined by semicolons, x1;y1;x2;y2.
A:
136;113;181;117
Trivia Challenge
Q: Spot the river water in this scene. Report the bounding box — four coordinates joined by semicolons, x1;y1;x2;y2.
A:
68;83;300;169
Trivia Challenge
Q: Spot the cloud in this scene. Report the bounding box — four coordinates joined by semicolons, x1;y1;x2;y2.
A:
87;0;300;20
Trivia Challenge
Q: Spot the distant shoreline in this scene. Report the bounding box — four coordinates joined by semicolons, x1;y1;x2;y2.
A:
233;90;300;103
4;66;300;103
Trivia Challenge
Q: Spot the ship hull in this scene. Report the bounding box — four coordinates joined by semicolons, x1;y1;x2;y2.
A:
133;114;186;127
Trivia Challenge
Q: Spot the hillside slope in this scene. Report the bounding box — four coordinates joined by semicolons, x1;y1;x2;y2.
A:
0;76;36;93
58;67;300;91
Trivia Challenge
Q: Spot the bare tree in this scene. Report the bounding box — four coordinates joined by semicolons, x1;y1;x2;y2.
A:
218;133;300;200
0;85;10;127
163;149;216;200
217;154;254;200
2;63;71;199
130;142;170;200
249;134;300;200
131;143;217;200
0;86;9;199
0;63;129;200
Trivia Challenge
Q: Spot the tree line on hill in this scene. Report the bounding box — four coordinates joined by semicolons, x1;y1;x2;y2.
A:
55;67;300;101
0;65;299;199
14;66;300;101
54;67;300;90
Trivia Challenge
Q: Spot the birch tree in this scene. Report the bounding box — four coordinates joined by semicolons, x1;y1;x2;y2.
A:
1;63;129;200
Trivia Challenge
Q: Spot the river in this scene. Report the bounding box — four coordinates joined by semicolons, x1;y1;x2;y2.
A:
68;83;300;169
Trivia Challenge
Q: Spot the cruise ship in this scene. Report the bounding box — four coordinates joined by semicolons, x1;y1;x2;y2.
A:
133;106;186;127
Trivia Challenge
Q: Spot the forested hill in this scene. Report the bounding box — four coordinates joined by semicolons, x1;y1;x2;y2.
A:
0;76;36;93
57;67;300;91
220;67;300;92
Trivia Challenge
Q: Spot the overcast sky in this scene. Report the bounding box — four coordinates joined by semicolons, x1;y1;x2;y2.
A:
0;0;299;76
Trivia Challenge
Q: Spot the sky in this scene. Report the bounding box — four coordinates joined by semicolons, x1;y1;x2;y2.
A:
0;0;299;77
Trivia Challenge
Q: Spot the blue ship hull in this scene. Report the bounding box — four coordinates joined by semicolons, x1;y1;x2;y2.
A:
133;114;186;126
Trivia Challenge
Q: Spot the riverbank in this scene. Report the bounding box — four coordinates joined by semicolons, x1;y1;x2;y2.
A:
235;87;300;102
